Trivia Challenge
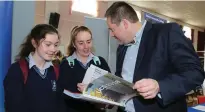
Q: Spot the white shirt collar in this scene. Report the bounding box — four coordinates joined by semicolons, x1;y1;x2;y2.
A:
71;52;94;65
28;53;53;70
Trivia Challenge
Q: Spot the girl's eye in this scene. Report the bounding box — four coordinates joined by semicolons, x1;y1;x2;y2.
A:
46;44;51;46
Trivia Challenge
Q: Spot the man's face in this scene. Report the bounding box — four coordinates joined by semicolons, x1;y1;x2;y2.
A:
107;17;128;45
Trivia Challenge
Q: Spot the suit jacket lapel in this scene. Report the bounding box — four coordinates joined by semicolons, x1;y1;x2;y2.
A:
133;22;153;82
116;45;128;78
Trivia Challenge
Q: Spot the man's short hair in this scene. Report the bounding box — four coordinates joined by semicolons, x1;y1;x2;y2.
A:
105;1;139;25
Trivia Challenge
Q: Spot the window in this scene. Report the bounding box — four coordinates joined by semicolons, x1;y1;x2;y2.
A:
72;0;97;17
183;26;192;40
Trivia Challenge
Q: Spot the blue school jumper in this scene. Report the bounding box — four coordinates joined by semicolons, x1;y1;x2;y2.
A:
59;56;111;112
4;60;63;112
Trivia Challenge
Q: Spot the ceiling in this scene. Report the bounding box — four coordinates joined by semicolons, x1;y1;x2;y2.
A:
128;1;205;30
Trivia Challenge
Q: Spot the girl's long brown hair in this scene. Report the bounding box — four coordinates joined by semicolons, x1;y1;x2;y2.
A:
15;24;59;61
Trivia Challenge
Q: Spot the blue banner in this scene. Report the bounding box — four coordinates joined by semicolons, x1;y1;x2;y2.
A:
0;1;13;111
144;12;167;24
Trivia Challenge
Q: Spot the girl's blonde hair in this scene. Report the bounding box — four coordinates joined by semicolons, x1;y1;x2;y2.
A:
67;26;92;56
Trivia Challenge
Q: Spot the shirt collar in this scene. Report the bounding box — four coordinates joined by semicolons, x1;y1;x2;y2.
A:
71;52;94;63
126;20;147;46
28;53;53;69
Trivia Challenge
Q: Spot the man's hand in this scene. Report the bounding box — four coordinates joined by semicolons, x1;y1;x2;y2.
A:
133;78;160;99
77;83;87;92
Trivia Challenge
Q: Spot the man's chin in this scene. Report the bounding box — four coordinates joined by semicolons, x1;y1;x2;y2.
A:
118;42;124;45
117;40;125;45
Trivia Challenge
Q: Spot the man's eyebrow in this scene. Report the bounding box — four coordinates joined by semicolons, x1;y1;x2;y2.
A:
108;28;114;31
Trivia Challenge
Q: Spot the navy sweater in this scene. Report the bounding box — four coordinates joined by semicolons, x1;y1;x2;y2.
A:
4;61;64;112
59;56;111;112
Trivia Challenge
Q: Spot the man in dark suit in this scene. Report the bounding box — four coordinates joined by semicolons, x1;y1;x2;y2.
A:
105;1;204;112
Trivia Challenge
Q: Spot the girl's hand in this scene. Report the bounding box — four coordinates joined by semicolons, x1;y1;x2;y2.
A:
77;83;87;92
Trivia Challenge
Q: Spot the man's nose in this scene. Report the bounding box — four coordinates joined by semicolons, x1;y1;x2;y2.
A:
110;31;114;37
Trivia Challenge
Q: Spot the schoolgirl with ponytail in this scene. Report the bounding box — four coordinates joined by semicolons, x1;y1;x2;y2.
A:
58;26;111;112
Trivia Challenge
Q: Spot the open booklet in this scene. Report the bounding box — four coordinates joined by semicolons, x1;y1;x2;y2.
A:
63;64;139;107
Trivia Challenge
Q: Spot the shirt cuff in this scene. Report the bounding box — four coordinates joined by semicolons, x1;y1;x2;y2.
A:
158;93;162;99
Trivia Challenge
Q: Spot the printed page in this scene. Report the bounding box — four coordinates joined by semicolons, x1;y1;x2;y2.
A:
63;89;82;99
82;94;124;107
82;64;108;84
63;89;123;106
83;73;139;106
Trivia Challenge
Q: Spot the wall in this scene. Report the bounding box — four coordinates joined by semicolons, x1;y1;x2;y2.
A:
35;1;109;55
12;1;35;63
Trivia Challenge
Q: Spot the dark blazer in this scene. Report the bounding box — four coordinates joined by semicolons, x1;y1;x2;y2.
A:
116;22;205;112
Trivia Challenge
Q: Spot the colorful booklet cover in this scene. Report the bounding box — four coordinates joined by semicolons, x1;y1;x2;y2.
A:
63;64;138;107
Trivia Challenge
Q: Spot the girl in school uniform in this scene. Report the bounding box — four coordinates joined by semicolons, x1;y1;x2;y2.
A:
59;26;111;112
4;24;65;112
